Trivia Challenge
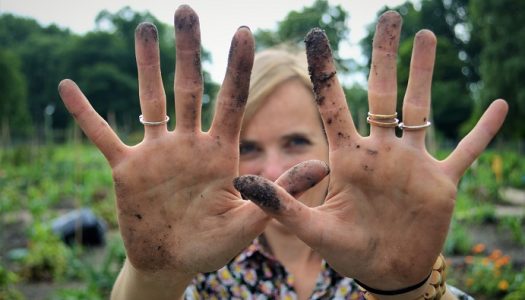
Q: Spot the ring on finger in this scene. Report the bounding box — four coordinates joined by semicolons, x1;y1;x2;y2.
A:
367;111;398;120
398;121;432;131
139;114;170;126
367;116;399;128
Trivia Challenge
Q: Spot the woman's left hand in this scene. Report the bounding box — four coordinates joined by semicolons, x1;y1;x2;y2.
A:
234;11;508;291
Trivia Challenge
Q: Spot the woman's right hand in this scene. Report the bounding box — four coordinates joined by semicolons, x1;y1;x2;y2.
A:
59;5;329;286
58;6;265;277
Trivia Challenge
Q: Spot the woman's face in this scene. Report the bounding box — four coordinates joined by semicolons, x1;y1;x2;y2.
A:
239;79;329;208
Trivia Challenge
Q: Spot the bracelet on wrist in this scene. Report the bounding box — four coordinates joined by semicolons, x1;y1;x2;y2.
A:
357;254;447;300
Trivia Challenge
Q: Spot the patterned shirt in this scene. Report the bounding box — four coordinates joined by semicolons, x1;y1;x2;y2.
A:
184;236;474;300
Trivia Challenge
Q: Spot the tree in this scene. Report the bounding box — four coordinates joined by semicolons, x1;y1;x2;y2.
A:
0;49;32;139
0;14;73;136
468;0;525;139
254;0;350;71
0;8;220;140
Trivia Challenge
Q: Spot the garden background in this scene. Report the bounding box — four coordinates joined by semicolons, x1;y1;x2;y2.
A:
1;0;524;299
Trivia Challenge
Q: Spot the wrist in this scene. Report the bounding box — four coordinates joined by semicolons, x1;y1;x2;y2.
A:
358;254;447;300
112;259;195;300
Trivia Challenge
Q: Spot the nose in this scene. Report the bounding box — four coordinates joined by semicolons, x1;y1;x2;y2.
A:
260;151;290;182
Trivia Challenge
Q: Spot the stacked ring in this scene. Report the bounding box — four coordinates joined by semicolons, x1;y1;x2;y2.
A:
367;111;399;128
366;116;399;128
367;112;398;120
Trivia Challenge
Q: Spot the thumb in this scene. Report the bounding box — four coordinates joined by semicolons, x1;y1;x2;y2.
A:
232;160;328;243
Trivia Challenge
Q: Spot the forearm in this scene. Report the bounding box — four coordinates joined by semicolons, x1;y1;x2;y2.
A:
111;259;194;300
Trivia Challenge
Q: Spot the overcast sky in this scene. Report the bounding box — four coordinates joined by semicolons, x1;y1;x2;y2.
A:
0;0;414;83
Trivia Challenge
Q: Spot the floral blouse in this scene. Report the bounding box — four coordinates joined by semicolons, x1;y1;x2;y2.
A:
184;237;473;300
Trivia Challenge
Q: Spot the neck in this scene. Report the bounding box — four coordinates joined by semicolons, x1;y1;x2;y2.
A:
263;221;320;266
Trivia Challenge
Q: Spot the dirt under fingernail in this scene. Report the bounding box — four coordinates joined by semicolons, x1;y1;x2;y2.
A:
233;176;280;211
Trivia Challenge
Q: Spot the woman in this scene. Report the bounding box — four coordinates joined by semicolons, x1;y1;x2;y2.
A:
58;5;507;300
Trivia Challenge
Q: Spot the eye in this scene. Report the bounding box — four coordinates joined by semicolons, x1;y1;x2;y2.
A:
284;134;312;151
239;141;261;157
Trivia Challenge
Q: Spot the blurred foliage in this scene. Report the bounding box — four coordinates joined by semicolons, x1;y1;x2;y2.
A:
254;0;352;72
19;222;70;281
465;0;525;139
0;49;32;139
444;218;473;255
462;248;517;297
0;263;24;300
0;7;219;142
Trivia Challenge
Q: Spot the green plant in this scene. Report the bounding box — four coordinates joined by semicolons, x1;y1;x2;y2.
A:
51;236;126;299
462;248;515;297
20;222;70;281
0;263;24;300
498;217;525;246
454;192;496;224
505;269;525;300
444;219;473;255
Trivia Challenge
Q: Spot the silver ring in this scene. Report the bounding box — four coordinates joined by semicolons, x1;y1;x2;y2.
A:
398;121;432;131
367;116;399;128
139;114;170;126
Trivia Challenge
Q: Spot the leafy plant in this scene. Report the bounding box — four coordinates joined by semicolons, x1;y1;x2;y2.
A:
20;222;70;281
498;217;525;246
51;235;126;299
444;219;473;255
462;247;516;297
0;263;24;300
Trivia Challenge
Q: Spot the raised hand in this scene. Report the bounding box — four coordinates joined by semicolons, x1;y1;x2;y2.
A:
58;5;264;277
234;11;508;291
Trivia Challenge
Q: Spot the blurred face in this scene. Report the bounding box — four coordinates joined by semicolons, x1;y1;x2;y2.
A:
239;79;329;209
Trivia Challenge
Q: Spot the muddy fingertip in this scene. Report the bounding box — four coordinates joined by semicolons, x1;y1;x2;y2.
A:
378;10;402;24
135;22;158;43
233;175;281;211
174;4;199;32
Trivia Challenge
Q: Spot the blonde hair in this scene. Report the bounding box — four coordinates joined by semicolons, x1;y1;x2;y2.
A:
241;47;313;130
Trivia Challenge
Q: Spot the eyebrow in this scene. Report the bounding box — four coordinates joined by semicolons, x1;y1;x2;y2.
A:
281;132;310;141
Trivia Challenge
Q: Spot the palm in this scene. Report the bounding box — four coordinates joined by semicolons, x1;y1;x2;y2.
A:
317;139;455;287
234;11;507;290
111;134;251;273
58;6;267;275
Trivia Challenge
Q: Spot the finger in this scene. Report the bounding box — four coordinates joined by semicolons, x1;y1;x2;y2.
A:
209;26;254;143
367;11;402;137
305;28;358;150
401;30;437;147
174;5;202;133
443;99;508;183
233;175;323;244
135;22;168;139
274;160;330;199
58;79;127;166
